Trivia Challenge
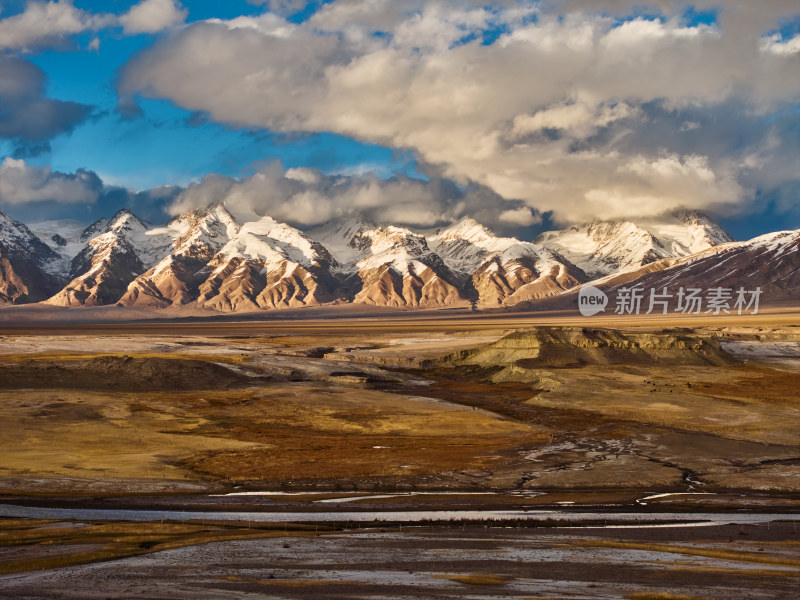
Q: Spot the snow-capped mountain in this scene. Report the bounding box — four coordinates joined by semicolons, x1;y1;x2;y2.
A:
28;219;87;277
308;215;584;308
535;210;733;279
600;229;800;302
351;225;465;308
45;210;172;307
309;214;377;271
427;217;515;273
428;217;586;307
118;204;241;308
2;203;789;314
313;216;467;307
520;227;800;312
0;210;62;304
195;215;338;311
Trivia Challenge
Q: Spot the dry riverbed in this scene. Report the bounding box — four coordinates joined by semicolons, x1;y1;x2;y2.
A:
1;519;798;599
0;314;799;596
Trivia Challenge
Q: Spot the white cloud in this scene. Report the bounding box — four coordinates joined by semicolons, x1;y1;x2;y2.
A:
512;100;640;139
761;33;800;56
583;153;747;219
169;162;538;231
120;0;187;35
0;158;102;205
0;0;187;52
247;0;311;18
0;0;111;51
114;1;800;222
498;207;541;226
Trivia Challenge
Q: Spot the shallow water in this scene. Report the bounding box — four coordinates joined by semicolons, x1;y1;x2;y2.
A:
1;504;797;527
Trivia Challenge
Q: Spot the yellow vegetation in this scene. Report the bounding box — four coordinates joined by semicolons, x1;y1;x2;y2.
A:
576;540;800;569
434;573;509;585
0;519;323;575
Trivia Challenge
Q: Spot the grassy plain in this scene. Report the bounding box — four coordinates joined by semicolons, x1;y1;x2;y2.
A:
0;309;798;497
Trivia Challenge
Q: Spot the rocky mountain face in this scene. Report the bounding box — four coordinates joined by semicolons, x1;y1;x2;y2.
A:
428;218;586;307
521;229;800;313
0;204;750;312
600;229;800;303
45;210;165;307
118;205;241;308
0;210;62;304
194;215;338;311
535;210;733;279
314;218;467;308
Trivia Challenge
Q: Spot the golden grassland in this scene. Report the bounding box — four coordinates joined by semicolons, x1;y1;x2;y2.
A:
525;364;800;446
0;351;253;365
1;314;798;494
0;383;544;485
0;518;327;575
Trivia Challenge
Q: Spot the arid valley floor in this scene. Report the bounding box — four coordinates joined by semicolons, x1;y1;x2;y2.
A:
1;308;799;599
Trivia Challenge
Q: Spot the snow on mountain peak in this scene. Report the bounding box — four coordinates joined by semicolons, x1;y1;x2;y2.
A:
0;210;59;265
535;210;734;278
427;215;556;275
309;214;379;269
218;214;332;269
168;203;241;259
3;205;757;312
432;216;496;245
108;209;148;234
354;226;436;273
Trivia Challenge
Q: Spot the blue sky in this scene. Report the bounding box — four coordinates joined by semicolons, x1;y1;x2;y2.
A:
0;1;798;239
3;0;412;189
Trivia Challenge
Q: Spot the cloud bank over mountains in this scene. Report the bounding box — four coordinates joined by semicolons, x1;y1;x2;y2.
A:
0;157;101;205
171;161;541;229
115;0;800;222
0;1;797;231
0;157;539;233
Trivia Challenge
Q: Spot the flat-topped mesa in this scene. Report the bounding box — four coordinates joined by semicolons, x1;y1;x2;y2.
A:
449;327;736;370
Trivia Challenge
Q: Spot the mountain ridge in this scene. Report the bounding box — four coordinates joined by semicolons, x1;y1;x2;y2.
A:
535;210;733;279
3;205;785;313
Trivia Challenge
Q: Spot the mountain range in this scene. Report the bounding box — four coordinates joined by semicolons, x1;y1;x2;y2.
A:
0;205;795;312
